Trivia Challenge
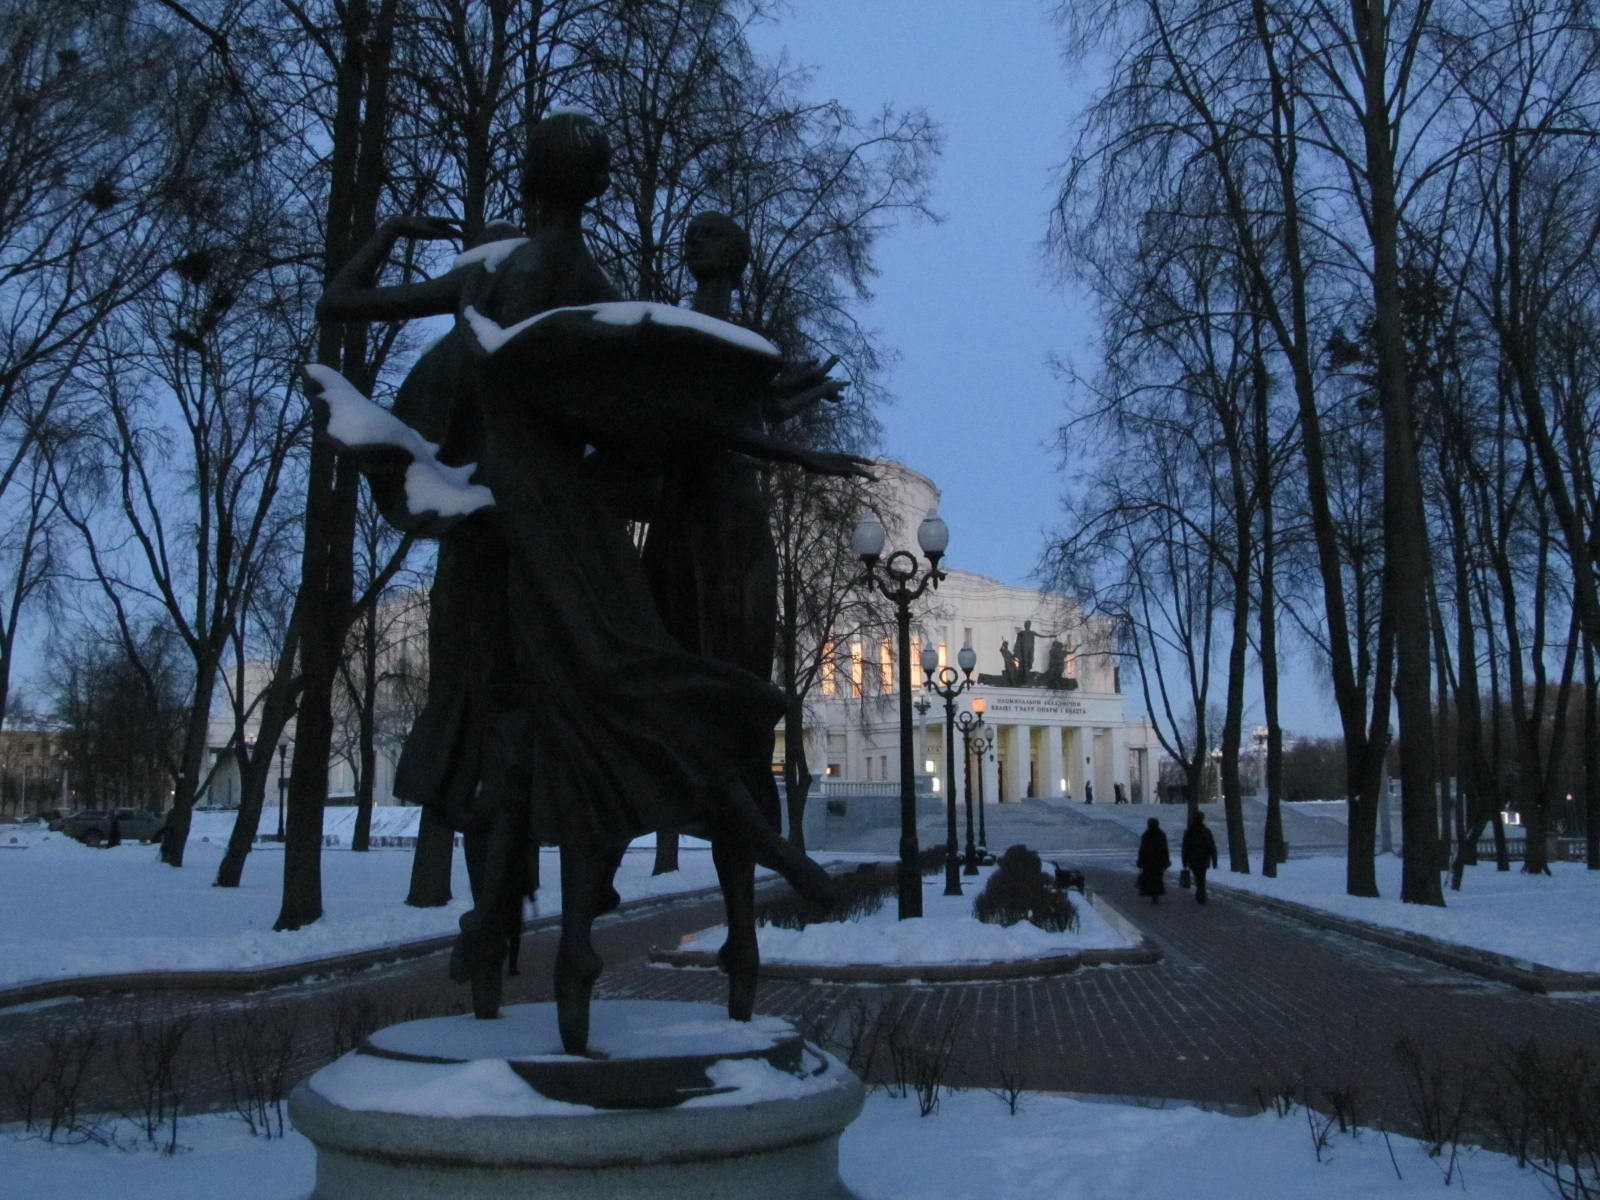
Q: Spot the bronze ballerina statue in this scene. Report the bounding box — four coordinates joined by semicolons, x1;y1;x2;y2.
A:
308;112;857;1052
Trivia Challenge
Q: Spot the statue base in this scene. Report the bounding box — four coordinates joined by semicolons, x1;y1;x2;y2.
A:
289;1000;863;1199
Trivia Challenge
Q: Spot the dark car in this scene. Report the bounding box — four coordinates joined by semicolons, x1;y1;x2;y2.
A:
60;808;166;845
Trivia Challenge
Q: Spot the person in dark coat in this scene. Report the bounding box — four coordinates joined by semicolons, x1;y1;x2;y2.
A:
1181;810;1220;904
1136;817;1170;903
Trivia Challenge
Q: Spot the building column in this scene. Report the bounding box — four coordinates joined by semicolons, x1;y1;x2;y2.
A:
1004;724;1030;804
1090;729;1109;803
1062;723;1075;800
1109;724;1129;803
1080;731;1096;804
1042;727;1065;801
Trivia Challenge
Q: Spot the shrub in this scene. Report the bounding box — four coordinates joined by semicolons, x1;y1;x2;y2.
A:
758;862;894;929
972;844;1077;932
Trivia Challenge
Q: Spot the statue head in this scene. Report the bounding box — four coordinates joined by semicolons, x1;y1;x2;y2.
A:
522;111;611;210
684;212;750;286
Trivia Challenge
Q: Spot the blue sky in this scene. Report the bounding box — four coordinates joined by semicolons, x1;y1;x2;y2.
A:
747;2;1095;588
748;3;1345;738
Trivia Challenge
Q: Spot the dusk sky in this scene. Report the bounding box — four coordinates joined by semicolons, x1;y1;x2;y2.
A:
750;3;1344;737
748;2;1095;588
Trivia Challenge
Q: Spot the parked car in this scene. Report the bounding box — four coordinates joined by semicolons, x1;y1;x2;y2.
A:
60;808;166;845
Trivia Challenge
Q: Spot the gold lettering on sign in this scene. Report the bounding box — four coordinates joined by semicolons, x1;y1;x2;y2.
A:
985;696;1089;717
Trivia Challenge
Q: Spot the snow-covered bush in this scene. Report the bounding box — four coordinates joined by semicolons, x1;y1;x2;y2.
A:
972;844;1076;932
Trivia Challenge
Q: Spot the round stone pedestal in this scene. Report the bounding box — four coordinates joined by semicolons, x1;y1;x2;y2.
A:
289;1001;863;1200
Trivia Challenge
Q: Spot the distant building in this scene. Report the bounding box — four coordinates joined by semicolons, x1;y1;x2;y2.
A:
0;728;69;816
201;590;428;812
787;461;1156;805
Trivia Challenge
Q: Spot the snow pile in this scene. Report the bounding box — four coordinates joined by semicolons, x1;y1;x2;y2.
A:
463;299;781;358
450;236;526;273
1216;854;1600;974
681;865;1130;965
302;363;494;521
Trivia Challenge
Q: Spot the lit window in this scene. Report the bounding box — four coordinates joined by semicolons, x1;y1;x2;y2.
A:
880;641;894;693
821;641;837;696
850;643;864;697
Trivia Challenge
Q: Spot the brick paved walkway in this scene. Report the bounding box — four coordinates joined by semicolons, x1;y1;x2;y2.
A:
602;861;1600;1120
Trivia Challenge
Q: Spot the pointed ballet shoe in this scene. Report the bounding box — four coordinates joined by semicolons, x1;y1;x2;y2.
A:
450;919;507;1018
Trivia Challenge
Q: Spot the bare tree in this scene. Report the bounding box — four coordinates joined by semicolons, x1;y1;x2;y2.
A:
1055;0;1505;900
49;621;186;814
0;0;183;726
334;498;421;852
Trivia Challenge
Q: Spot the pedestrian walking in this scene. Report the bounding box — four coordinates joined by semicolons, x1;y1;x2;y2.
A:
1136;817;1169;903
1181;811;1219;904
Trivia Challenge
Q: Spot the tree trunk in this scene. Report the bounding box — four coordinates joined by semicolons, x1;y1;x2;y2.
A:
215;622;299;888
1447;488;1484;888
1220;403;1253;874
215;745;268;888
1255;339;1285;875
1587;639;1598;869
1243;0;1389;898
1354;0;1441;907
159;662;219;867
352;598;378;854
275;0;397;931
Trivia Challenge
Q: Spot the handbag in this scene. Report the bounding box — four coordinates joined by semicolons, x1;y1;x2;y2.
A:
1178;868;1192;889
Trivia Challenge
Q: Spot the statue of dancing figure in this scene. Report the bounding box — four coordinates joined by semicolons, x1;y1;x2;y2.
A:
311;113;853;1052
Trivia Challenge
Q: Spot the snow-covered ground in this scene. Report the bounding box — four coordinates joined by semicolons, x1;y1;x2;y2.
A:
6;812;1593;989
0;816;732;992
1214;853;1600;974
0;1085;1565;1199
4;815;1596;1198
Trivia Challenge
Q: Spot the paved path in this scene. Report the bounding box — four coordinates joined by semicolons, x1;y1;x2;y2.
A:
601;798;1600;1128
602;863;1600;1119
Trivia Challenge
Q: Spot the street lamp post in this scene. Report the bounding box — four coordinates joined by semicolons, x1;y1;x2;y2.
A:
854;509;949;920
276;739;289;842
973;724;992;856
922;640;976;896
914;696;931;779
955;705;986;875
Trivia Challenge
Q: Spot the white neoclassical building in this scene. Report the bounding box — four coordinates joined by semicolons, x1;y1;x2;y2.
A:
794;461;1156;807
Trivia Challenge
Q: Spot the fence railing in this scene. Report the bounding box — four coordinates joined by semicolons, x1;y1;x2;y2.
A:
1474;835;1587;862
778;775;936;799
